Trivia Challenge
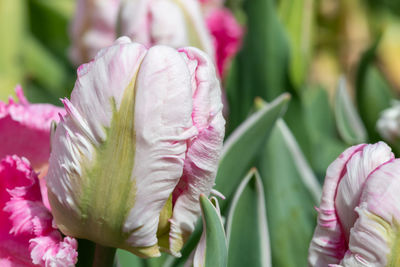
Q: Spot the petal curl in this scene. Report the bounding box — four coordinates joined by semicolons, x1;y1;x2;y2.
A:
169;47;225;254
308;142;394;266
340;159;400;266
0;155;77;266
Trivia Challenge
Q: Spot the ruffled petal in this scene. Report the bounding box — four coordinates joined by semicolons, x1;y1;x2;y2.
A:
0;86;65;170
0;155;77;266
30;234;78;267
340;159;400;266
335;142;394;242
309;142;395;266
169;47;225;254
0;156;37;266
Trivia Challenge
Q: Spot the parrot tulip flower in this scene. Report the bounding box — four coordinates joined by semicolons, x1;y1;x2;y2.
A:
0;155;77;266
308;142;400;266
46;37;225;258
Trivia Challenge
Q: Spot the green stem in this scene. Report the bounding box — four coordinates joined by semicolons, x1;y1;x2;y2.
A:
92;244;117;267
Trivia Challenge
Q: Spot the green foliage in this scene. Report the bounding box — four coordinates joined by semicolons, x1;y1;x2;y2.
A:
335;77;368;145
215;94;290;211
225;0;289;134
226;169;271;267
198;195;227;267
258;120;319;267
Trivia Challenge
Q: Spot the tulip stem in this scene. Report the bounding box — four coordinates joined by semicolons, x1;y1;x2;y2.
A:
93;244;117;267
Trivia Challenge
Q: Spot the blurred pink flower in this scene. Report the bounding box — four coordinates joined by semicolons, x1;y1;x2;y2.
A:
204;7;243;78
0;155;77;266
309;142;400;266
0;86;65;211
0;86;65;172
46;37;225;258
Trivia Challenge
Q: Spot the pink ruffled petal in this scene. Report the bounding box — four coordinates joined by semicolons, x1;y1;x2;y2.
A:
169;47;225;254
0;156;38;266
0;86;65;170
340;159;400;265
309;142;395;266
0;155;77;266
30;234;78;267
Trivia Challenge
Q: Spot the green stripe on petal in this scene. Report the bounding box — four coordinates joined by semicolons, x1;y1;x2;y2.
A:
78;75;137;247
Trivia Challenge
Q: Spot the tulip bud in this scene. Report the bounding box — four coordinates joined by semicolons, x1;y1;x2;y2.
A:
377;101;400;143
308;142;400;266
46;37;225;258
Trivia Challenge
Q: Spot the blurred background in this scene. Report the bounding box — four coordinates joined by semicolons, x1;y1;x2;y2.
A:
2;0;400;265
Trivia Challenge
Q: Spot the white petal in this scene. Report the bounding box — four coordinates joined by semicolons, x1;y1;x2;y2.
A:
123;45;198;248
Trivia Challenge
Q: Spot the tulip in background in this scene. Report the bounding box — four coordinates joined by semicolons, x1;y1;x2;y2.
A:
377;101;400;143
46;36;225;258
69;0;242;78
309;142;400;266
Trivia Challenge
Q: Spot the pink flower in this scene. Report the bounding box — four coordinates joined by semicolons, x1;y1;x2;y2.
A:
309;142;400;266
204;8;243;78
0;86;65;172
0;86;65;211
0;155;78;266
46;37;225;258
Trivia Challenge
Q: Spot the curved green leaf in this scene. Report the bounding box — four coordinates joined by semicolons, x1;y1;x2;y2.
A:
226;168;271;267
215;93;290;210
335;77;367;145
192;195;227;267
258;119;320;267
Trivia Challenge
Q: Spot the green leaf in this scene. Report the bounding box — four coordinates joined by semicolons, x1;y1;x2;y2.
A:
301;86;348;179
225;0;289;133
258;119;320;267
335;77;367;145
226;168;271;267
215;93;290;210
279;0;314;88
356;42;393;141
192;195;227;267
